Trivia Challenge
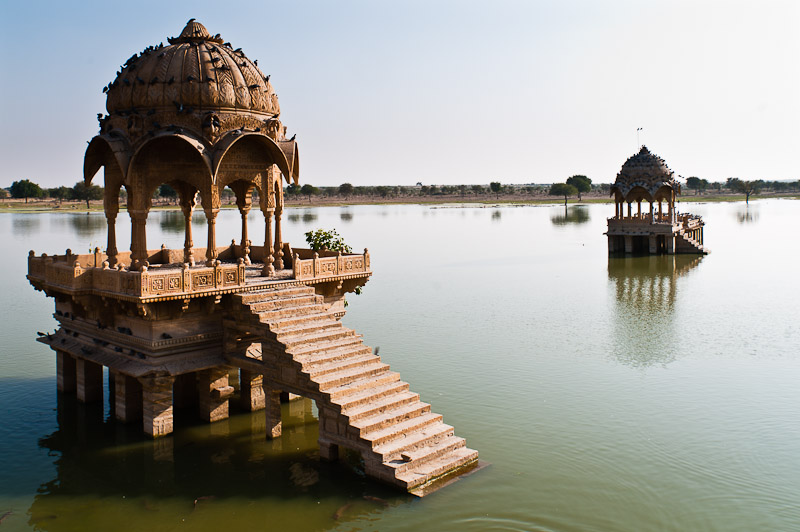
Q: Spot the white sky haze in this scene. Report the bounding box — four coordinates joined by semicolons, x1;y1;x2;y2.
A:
1;0;797;187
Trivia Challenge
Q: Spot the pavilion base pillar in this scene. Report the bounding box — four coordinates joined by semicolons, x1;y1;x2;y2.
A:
115;372;143;423
624;235;633;254
264;385;282;439
173;373;198;409
57;351;76;393
319;439;339;461
198;368;232;423
76;358;103;403
648;235;657;254
140;375;175;438
240;370;265;411
666;235;675;255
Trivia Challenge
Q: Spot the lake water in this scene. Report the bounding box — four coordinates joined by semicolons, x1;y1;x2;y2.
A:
1;200;798;531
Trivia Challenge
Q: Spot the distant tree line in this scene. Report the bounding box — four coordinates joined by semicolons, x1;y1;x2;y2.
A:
4;176;798;207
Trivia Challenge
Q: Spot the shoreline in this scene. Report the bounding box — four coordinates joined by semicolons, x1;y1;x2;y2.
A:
1;192;797;214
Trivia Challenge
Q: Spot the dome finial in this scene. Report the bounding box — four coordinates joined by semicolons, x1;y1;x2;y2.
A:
169;19;222;44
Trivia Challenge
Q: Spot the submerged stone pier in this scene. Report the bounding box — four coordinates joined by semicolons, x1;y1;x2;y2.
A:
28;20;477;496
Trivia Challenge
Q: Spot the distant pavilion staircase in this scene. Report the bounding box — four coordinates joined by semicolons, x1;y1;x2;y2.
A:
676;231;708;254
223;284;479;494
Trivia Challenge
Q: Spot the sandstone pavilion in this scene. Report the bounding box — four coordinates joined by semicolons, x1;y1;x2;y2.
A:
27;20;478;496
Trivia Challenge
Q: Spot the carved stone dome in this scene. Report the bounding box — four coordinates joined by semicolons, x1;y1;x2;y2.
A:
611;146;680;198
105;20;279;117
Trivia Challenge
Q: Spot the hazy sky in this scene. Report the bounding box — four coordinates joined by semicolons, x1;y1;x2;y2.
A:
1;0;797;187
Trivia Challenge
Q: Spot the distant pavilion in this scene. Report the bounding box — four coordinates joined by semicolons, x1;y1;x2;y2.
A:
606;146;707;255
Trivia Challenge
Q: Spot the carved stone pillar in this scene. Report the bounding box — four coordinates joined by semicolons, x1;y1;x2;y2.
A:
264;384;282;439
57;350;76;393
129;210;148;270
76;358;103;403
115;372;143;423
197;368;233;423
106;213;118;268
624;235;633;254
263;211;275;276
627;202;632;218
240;369;265;411
205;208;219;266
139;374;175;438
240;209;251;265
274;179;284;270
181;204;195;265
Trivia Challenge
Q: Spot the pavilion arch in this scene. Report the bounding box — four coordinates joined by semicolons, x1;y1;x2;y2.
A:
84;135;132;267
212;132;292;185
624;185;654;205
124;134;213;269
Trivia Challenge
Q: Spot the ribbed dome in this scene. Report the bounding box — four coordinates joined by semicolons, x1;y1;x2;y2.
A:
104;19;279;117
611;146;680;197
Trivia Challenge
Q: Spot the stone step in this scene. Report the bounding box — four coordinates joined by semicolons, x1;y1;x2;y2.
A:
236;286;315;304
373;421;455;461
384;435;466;475
304;352;379;378
273;318;342;338
352;401;431;434
326;371;403;401
343;390;420;421
315;361;390;391
395;447;479;490
362;411;443;447
248;296;323;313
289;336;366;358
279;326;356;349
268;312;338;331
295;344;373;368
335;380;411;410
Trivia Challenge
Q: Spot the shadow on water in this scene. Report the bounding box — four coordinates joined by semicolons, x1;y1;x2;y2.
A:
67;213;106;241
340;209;353;223
158;211;186;234
491;210;502;221
550;205;590;226
11;214;42;238
28;393;406;531
735;204;759;224
607;255;703;368
287;211;318;224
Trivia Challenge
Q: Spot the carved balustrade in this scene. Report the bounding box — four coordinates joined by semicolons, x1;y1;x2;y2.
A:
292;249;371;281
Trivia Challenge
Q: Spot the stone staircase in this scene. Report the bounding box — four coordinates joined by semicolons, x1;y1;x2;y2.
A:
676;231;708;254
224;284;478;494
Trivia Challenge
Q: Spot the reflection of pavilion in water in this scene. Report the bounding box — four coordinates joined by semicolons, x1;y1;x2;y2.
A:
28;392;399;530
608;254;703;367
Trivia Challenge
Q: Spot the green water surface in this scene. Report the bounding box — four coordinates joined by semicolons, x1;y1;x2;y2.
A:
1;200;798;531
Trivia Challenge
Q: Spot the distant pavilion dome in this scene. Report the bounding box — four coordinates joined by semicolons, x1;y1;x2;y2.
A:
611;146;681;200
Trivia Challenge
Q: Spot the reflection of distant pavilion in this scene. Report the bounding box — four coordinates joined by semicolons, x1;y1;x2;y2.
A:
606;147;708;255
608;254;703;367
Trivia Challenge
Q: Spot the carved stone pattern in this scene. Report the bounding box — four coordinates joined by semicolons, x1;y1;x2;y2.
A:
152;278;165;292
193;273;213;288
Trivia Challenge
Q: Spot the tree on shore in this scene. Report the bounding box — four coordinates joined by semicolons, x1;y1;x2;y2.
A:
48;186;72;204
489;181;503;199
566;175;591;201
10;179;44;203
686;177;709;195
727;178;761;204
471;184;484;195
158;184;178;204
549;183;578;206
0;188;8;200
72;181;103;209
300;183;318;203
339;183;354;199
